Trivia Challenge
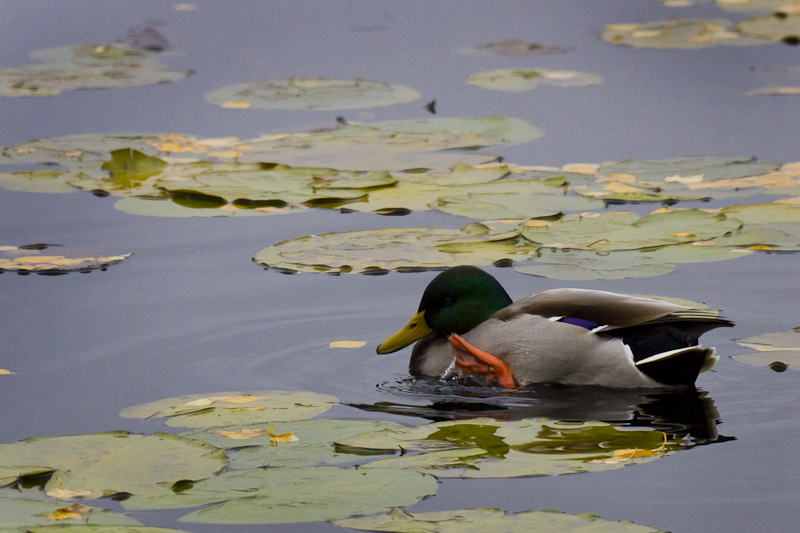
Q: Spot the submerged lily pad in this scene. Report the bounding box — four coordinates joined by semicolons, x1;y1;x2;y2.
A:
603;19;770;48
0;431;226;499
122;466;437;524
333;508;665;533
734;327;800;370
205;78;420;110
467;69;602;92
183;419;407;469
464;40;572;57
253;222;539;274
119;391;339;427
335;417;678;479
0;44;191;97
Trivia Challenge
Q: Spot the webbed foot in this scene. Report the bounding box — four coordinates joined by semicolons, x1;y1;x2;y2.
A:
449;333;516;389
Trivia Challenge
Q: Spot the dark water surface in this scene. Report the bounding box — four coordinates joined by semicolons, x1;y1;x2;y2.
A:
2;1;800;532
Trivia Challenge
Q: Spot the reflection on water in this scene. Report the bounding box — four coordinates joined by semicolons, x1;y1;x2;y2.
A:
354;380;734;446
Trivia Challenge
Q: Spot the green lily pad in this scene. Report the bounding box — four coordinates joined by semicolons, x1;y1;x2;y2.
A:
513;244;751;280
0;431;226;499
333;508;665;533
205;78;420;110
734;327;800;370
0;44;192;97
520;209;742;252
182;419;406;469
0;247;132;273
603;19;770;48
336;418;678;479
253;222;539;274
0;171;77;194
739;12;800;42
463;40;572;57
720;202;800;224
119;391;339;428
467;69;602;92
100;149;168;190
0;495;151;531
717;0;789;11
121;467;437;524
17;527;191;533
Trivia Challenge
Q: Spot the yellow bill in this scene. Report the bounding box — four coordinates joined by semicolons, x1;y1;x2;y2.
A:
376;311;433;354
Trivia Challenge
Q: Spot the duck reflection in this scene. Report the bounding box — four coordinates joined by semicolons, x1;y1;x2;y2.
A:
351;382;733;445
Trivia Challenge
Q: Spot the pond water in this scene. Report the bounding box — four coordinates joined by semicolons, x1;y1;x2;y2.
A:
1;1;800;532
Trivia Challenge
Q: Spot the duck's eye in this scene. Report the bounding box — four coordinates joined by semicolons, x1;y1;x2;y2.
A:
443;297;453;306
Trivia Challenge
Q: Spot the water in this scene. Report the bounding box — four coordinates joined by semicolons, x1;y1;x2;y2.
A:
2;1;800;532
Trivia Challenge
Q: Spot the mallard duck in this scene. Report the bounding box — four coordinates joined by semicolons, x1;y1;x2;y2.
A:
376;266;733;389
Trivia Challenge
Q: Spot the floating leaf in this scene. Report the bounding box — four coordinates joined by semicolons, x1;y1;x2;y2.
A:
119;390;339;427
253;222;539;274
739;12;800;42
330;341;367;348
0;369;15;375
0;495;150;530
0;44;192;97
734;327;800;370
520;209;741;251
101;148;168;190
205;78;421;110
0;247;131;273
121;466;437;524
467;69;602;92
184;419;405;470
336;418;678;479
0;431;226;499
334;508;665;533
513;244;751;280
464;40;572;57
603;19;770;48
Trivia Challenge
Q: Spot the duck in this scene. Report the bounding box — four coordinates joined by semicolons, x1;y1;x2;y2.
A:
376;265;733;389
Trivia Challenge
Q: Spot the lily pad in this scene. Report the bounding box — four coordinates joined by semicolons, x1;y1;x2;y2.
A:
119;391;339;427
603;19;770;48
0;44;191;97
734;327;800;370
252;222;540;274
739;12;800;42
0;495;152;531
463;40;572;57
0;431;226;499
467;69;602;92
333;508;665;533
122;467;437;524
205;78;421;110
182;419;407;469
0;247;131;273
335;418;678;479
520;209;742;252
513;244;751;280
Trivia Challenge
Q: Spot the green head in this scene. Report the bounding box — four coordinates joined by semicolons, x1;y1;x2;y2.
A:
376;266;513;354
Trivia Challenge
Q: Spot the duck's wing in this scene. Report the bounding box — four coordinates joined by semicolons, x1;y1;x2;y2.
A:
492;288;733;333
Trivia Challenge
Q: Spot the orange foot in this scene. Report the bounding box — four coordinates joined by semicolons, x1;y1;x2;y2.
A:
449;333;516;389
